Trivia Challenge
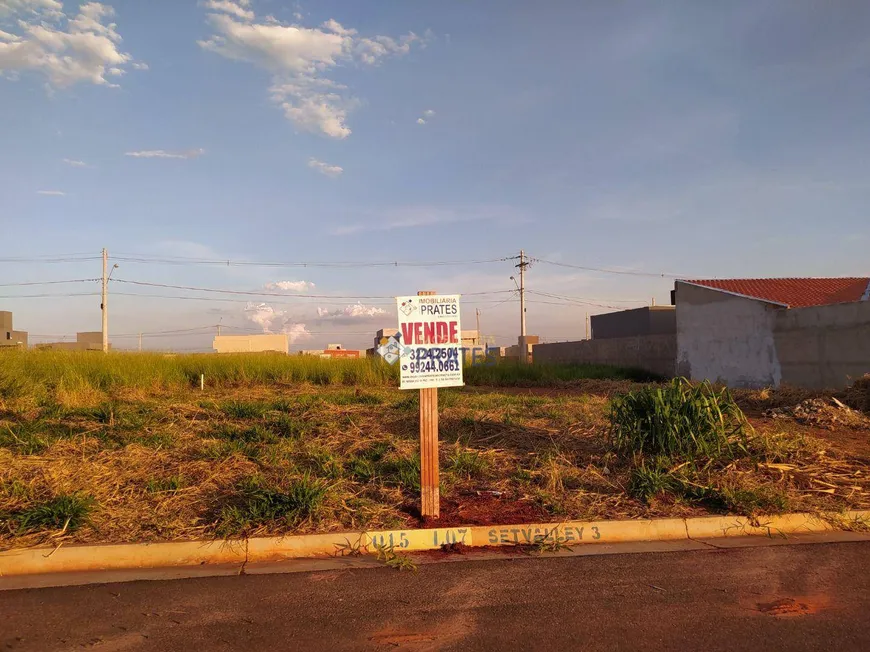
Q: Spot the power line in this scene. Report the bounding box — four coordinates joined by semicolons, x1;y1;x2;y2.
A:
111;278;517;300
0;279;99;287
111;253;519;268
529;256;690;278
0;292;99;299
0;255;101;264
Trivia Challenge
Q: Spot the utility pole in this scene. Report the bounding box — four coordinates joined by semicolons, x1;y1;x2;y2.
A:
475;308;481;344
586;313;590;340
516;249;529;363
101;248;108;353
138;332;142;352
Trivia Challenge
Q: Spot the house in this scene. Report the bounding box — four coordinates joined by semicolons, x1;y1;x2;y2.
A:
590;306;675;340
675;277;870;389
213;334;289;354
0;311;28;349
34;332;104;351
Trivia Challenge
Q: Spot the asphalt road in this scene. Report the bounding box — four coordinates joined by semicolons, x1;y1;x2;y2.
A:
2;541;869;651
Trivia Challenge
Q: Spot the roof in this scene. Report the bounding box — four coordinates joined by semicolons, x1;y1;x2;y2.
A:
681;278;870;308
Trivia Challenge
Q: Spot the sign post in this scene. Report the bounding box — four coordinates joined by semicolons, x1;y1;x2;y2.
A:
395;291;464;520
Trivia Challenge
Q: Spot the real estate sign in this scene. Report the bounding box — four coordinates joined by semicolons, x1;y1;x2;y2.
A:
395;294;464;390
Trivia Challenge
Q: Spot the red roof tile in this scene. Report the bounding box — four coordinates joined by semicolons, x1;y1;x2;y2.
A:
683;278;870;308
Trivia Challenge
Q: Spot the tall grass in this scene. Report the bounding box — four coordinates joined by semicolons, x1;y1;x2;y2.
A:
0;350;654;402
610;378;750;459
0;350;397;400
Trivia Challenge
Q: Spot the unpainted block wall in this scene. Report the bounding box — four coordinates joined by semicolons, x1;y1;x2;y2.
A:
532;334;676;377
675;282;782;389
774;301;870;389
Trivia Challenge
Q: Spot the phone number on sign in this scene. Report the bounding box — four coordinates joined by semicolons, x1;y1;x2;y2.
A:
409;359;461;373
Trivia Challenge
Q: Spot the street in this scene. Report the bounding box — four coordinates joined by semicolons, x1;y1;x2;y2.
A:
2;540;869;651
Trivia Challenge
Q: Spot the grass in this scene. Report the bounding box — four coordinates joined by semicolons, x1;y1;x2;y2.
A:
6;493;95;534
215;474;329;537
610;378;750;459
0;353;866;549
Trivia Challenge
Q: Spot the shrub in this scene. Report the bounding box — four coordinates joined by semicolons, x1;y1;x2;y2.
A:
610;378;750;459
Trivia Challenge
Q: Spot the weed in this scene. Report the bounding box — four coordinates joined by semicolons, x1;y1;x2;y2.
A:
628;462;678;501
610;378;750;459
379;455;421;492
200;439;260;461
269;414;307;439
220;401;270;420
347;457;377;482
215;473;329;537
11;493;95;533
146;475;186;494
447;446;490;479
0;424;50;455
373;542;417;572
211;424;277;445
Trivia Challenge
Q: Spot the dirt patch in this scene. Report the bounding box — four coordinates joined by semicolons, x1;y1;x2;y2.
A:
414;494;550;528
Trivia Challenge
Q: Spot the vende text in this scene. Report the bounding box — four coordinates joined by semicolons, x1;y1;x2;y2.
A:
401;322;459;345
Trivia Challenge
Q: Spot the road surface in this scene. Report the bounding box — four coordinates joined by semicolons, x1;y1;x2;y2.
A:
2;540;869;651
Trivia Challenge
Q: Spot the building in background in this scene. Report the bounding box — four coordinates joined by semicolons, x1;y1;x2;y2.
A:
591;306;675;340
675;277;870;389
213;334;288;354
0;311;28;349
300;344;365;359
35;332;104;351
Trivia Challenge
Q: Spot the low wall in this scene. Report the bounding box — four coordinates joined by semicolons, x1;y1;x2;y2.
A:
532;334;676;377
775;301;870;389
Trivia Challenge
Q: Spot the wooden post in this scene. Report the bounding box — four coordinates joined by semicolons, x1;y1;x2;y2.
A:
417;290;439;519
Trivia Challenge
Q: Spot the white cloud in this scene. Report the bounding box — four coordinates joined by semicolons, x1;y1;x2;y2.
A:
0;0;62;19
199;1;253;22
416;117;426;125
62;158;88;167
245;301;312;342
0;2;143;88
264;280;315;292
125;148;205;159
198;11;424;138
307;157;343;177
423;109;435;117
316;302;387;320
416;108;435;124
131;61;148;70
36;189;64;195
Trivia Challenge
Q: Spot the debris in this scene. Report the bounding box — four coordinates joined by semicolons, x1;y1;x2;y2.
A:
763;398;870;430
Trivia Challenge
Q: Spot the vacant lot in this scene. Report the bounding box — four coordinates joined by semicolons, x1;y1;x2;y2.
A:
1;352;868;549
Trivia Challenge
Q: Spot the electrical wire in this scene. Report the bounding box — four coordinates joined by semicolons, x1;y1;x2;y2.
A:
111;278;517;300
111;253;519;268
529;256;690;279
0;279;99;287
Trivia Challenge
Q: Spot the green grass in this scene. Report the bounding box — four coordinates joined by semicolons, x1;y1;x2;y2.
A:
146;475;187;494
215;474;329;537
447;447;490;479
8;493;95;533
0;350;398;401
610;378;750;459
210;424;278;445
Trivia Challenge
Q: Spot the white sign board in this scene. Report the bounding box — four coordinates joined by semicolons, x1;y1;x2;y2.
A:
395;294;464;390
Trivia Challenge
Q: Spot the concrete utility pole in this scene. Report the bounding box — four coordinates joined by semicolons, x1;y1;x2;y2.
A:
516;249;529;363
586;313;590;340
138;332;142;352
101;248;108;353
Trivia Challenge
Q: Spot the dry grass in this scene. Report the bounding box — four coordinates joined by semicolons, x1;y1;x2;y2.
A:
1;376;868;550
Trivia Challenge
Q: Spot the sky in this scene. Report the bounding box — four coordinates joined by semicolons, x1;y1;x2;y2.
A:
2;0;869;351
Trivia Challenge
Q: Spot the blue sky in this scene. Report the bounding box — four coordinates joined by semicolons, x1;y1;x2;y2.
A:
2;0;869;350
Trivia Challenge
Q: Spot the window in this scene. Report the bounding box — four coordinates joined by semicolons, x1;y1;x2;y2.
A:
5;332;10;340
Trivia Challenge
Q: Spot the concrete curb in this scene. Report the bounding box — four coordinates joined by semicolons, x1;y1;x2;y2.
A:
1;510;867;581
